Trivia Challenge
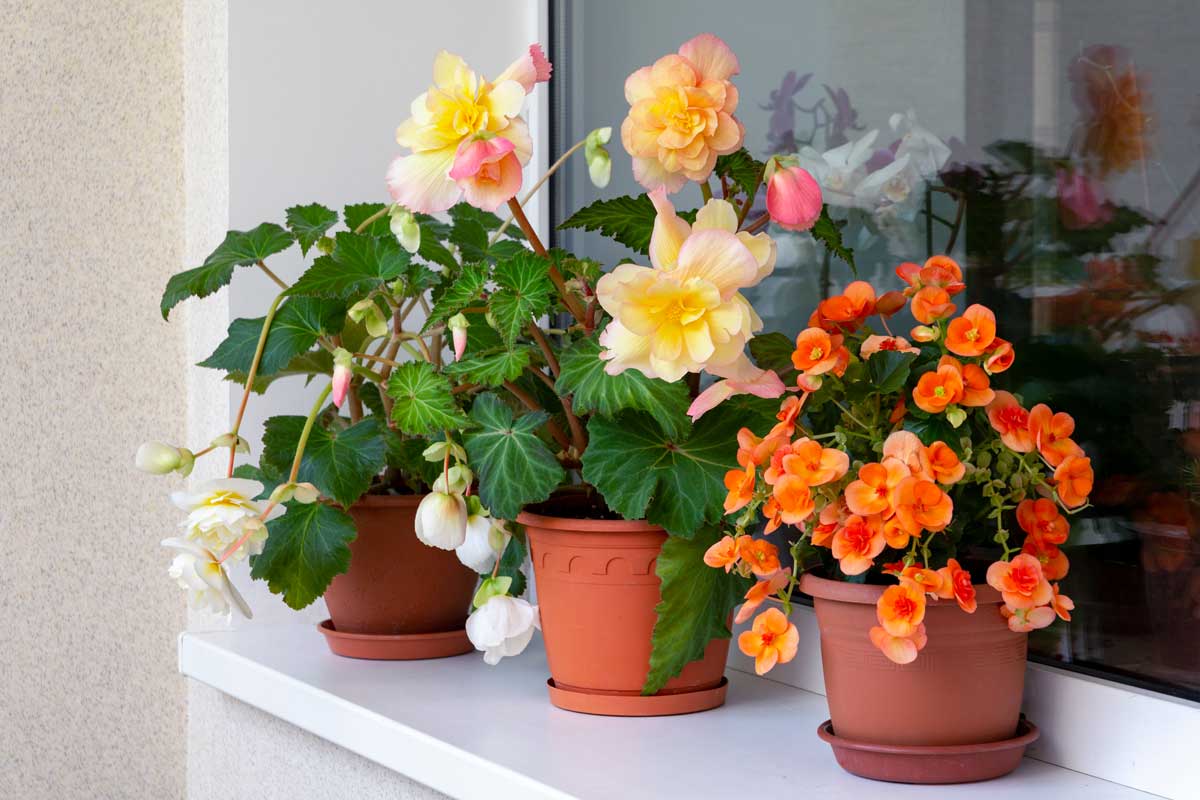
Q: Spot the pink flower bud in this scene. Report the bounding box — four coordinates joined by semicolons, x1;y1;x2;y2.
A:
766;164;823;231
331;348;353;409
448;313;469;363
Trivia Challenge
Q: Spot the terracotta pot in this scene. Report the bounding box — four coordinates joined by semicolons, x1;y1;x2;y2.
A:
521;509;729;716
324;494;478;636
801;572;1027;747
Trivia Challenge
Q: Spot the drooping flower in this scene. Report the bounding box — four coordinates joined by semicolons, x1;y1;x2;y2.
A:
1016;498;1069;544
936;557;977;613
875;582;926;638
1028;404;1084;468
687;360;785;421
1050;583;1075;621
738;607;799;675
927;441;965;484
1002;604;1057;633
736;427;786;468
621;33;744;192
983;338;1015;375
170;478;282;561
987;391;1034;452
945;304;997;357
162;538;252;618
734;568;791;625
1022;530;1070;581
738;536;782;578
447;135;523;212
723;462;756;513
869;621;928;664
455;505;508;574
466;594;540;665
1054;455;1094;508
987;554;1052;610
899;565;944;597
860;335;919;359
414;490;469;550
387;47;548;213
831;513;886;575
703;535;740;571
766;161;823;231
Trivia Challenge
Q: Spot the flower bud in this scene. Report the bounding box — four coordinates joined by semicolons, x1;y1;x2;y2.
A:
946;405;967;429
585;126;613;188
875;290;908;317
910;325;938;343
414;491;468;550
433;464;473;496
422;440;467;463
291;482;321;504
348;298;389;338
331;348;353;409
136;441;184;475
210;433;250;454
388;205;421;254
316;236;335;255
766;160;823;232
447;313;469;362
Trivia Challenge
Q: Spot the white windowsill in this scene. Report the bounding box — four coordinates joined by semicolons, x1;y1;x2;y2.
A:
179;624;1165;800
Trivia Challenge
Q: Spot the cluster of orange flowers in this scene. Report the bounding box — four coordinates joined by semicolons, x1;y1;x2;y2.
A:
707;256;1093;670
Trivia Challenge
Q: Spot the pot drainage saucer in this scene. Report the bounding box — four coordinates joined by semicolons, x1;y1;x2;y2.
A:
817;717;1040;784
317;619;473;660
546;678;727;717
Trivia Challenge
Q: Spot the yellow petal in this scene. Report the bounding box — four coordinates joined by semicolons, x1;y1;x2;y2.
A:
648;187;690;270
693;199;739;233
670;229;758;299
683;320;716;363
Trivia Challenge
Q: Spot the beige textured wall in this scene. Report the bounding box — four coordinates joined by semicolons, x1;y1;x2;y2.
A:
0;1;188;798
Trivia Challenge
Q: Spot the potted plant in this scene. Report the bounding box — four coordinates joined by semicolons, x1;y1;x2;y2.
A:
701;257;1093;782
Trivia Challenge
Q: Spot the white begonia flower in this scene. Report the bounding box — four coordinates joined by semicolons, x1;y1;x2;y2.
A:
854;153;923;216
170;478;282;561
456;506;511;574
466;595;539;665
162;538;252;618
415;490;469;550
889;109;951;180
795;129;879;209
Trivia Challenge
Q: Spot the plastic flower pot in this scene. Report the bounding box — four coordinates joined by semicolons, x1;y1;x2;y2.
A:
521;505;729;716
800;573;1038;783
318;494;478;660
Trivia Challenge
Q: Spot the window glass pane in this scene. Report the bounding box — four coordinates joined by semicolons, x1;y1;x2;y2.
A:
553;0;1200;699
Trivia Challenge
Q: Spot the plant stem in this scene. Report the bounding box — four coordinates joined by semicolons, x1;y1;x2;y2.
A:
742;212;771;235
700;181;713;202
502;380;571;451
353;206;390;235
256;260;289;291
505;198;586;321
831;398;872;432
492;136;588;242
226;290;287;477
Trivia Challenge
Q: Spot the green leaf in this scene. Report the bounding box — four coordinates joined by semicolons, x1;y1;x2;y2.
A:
714;148;765;197
489;251;554;344
383;432;441;487
251;501;357;610
463;394;565;519
443;345;534;387
449;202;521;238
811;206;855;273
161;223;294;318
555;335;690;439
582;403;759;537
199;297;344;377
261;416;388;507
550;247;602;285
748;331;798;384
385;362;468;435
866;350;917;394
289;232;410;298
416;215;458;269
558;194;657;255
286;203;338;255
495;532;528;596
344;202;390;235
449;217;490;263
424;262;489;332
904;414;965;456
644;528;750;694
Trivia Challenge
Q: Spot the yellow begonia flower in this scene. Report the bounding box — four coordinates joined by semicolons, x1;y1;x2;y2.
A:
596;189;775;383
387;46;550;213
621;33;744;193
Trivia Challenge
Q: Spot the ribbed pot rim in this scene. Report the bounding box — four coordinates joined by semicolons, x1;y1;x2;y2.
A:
517;509;663;535
799;571;1003;606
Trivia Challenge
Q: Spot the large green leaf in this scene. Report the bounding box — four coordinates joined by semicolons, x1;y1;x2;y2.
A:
198;297;344;377
289;231;410;298
558;194;657;255
286;203;338;255
161;223;294;318
261;416;388;507
715;148;765;198
424;262;489;332
443;345;535;387
582;403;758;537
866;349;917;394
644;528;750;694
463;394;564;520
344;202;390;235
448;202;521;238
555;335;690;440
385;362;468;435
811;206;855;273
489;251;554;344
251;501;357;610
748;332;799;384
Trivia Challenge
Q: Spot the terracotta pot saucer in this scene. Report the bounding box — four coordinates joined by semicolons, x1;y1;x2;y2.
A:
317;619;473;660
816;717;1040;784
546;678;728;717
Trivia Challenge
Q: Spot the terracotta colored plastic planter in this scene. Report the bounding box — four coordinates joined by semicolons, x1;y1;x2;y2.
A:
521;509;729;716
801;572;1036;783
319;494;478;659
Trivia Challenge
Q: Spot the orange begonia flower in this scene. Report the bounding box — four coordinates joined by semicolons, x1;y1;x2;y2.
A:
882;514;911;549
860;335;920;360
876;582;927;638
900;565;944;597
738;536;781;577
1028;404;1084;468
922;255;965;294
1050;583;1075;621
769;393;806;439
894;476;953;535
812;497;850;548
927;441;965;484
889;396;908;424
987;391;1034;453
781;438;850;486
961;363;995;407
945;304;997;357
1022;533;1070;581
1002;604;1056;633
912;356;965;414
986;554;1052;609
1016;498;1069;544
844;458;909;516
734;568;791;624
723;463;756;514
762;496;783;534
870;622;928;664
984;337;1015;374
772;474;816;525
882;430;932;480
738;607;799;675
831;513;886;575
812;280;876;332
736;427;785;468
791;328;843;375
936;557;977;613
911;286;957;325
896;261;923;289
1054;455;1094;508
703;535;739;571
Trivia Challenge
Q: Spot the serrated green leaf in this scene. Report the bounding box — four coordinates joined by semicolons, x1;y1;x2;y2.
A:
549;247;603;285
261;416;388;507
866;349;917;394
449;216;490;262
199;297;344;377
748;331;799;384
495;532;527;595
161;223;294;318
715;148;765;197
582;403;759;537
344;202;390;235
251;501;357;610
449;202;521;237
903;414;965;457
383;431;441;488
424;262;489;332
811;206;855;273
290;232;410;298
286;203;338;255
463;394;564;519
406;262;440;294
443;346;534;387
490;251;554;344
644;528;750;694
558;194;657;255
555;335;690;439
385;362;468;435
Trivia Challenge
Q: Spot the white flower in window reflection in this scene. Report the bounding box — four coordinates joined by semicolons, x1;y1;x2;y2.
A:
855;153;924;216
889;109;951;180
795;129;879;208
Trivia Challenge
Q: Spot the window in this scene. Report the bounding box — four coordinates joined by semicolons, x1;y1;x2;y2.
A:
550;0;1200;701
